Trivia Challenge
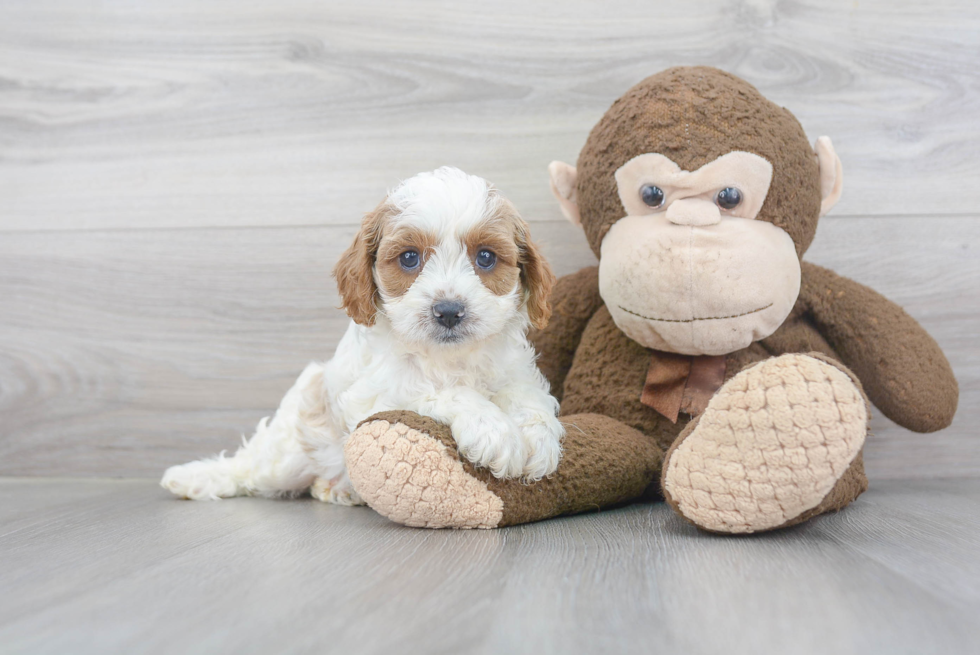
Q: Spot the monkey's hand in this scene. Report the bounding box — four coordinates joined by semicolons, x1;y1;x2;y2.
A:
798;261;958;432
528;266;604;402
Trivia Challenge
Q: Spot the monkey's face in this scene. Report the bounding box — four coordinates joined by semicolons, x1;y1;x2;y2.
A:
597;151;800;356
547;67;844;357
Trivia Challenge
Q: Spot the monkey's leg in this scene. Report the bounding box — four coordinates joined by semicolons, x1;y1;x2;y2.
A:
661;353;869;534
343;411;662;529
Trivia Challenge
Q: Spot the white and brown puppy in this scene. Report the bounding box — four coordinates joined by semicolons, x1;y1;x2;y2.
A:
162;167;563;504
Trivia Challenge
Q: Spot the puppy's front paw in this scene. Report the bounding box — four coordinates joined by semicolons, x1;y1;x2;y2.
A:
519;416;564;481
451;410;526;480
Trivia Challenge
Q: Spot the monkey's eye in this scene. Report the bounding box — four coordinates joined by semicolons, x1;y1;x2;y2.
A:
399;250;420;270
716;187;742;210
475;249;497;270
640;185;665;208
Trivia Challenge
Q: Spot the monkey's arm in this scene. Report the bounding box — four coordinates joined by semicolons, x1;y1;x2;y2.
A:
529;266;604;401
798;261;958;432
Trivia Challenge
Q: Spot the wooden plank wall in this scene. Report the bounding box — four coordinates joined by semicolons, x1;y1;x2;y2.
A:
1;0;977;479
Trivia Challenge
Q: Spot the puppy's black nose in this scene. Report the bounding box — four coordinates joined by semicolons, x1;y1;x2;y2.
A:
433;300;465;329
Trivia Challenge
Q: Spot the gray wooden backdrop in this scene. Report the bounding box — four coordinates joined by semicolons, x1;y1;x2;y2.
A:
1;0;977;480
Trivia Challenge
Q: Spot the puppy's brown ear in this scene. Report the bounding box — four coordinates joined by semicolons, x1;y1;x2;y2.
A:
516;219;556;330
333;201;390;326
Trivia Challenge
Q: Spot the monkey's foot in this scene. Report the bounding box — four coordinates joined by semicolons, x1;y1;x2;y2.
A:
345;411;661;529
344;412;504;528
662;353;869;534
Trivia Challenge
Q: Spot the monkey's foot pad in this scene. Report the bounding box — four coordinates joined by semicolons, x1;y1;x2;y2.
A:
662;353;869;534
345;416;504;529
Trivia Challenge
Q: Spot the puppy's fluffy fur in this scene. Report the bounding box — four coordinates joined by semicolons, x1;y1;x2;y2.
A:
162;167;563;504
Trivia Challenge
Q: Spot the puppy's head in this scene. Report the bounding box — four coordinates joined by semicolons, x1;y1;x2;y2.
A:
334;167;555;347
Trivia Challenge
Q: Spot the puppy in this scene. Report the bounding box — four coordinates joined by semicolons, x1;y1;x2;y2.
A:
162;167;563;504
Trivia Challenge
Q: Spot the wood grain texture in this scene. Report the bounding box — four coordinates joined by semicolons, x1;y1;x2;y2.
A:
1;0;979;232
0;478;978;654
0;216;976;479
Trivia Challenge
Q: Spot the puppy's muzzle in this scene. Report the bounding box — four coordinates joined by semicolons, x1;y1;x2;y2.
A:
432;300;466;329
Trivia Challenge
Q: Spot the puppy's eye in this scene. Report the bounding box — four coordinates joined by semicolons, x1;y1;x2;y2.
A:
716;187;742;210
475;249;496;270
640;185;665;208
399;250;420;270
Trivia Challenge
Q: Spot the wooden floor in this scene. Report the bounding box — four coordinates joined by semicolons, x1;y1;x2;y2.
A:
1;478;978;655
1;1;978;653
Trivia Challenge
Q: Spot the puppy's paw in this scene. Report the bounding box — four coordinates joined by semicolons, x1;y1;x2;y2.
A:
519;416;564;481
452;409;526;479
161;459;240;500
311;474;365;506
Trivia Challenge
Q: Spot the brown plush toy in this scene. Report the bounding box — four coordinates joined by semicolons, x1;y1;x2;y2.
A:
342;66;959;533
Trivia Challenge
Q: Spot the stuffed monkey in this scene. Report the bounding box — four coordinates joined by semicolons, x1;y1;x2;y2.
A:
342;67;958;533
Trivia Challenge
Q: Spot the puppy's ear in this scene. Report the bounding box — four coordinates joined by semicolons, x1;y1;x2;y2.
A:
333;200;390;326
516;219;556;330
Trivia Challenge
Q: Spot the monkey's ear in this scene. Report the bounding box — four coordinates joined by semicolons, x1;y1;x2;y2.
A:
548;161;582;228
814;136;843;216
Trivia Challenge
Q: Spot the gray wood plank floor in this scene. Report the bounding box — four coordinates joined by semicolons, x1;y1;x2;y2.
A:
1;478;978;655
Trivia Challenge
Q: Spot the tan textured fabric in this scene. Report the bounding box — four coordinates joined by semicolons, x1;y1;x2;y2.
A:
661;354;869;533
599;212;801;356
345;417;504;529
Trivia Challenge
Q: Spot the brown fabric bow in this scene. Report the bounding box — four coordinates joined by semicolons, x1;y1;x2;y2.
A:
640;351;727;423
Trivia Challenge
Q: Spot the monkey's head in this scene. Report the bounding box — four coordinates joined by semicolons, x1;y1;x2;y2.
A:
549;66;843;356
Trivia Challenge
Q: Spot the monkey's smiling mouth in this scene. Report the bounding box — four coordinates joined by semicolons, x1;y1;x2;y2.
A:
617;303;773;324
